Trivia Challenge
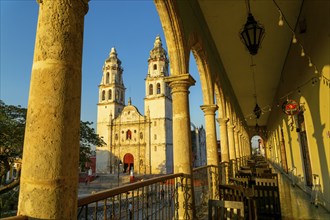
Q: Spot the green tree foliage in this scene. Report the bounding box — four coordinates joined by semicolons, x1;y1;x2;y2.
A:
0;100;26;183
79;121;105;170
0;100;105;187
0;100;105;216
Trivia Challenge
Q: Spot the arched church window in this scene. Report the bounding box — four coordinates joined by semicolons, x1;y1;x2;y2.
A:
156;83;161;94
140;132;143;139
102;90;105;101
153;64;157;70
126;130;132;140
108;89;112;100
149;84;153;95
106;72;110;84
115;134;118;140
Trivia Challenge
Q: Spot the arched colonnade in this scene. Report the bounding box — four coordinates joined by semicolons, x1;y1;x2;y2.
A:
17;0;251;218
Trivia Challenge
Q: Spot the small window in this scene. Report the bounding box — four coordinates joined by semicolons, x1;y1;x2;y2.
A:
154;121;157;126
115;134;118;140
154;134;157;140
149;84;153;95
108;89;112;100
140;132;143;139
154;146;157;151
106;72;110;84
102;91;105;101
153;64;157;70
126;130;132;140
156;83;161;94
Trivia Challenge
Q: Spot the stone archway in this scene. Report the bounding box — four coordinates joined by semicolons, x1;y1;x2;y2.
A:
123;153;134;173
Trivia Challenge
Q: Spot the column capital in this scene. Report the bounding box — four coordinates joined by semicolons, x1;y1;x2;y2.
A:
164;73;196;92
234;126;240;133
200;104;218;115
216;117;229;125
227;123;235;130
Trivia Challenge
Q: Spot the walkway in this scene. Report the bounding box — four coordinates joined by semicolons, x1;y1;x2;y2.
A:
276;168;330;219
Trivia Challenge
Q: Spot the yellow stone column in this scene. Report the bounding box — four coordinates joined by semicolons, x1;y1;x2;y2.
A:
200;105;219;166
239;133;243;159
234;128;240;171
217;118;229;162
18;0;88;218
165;73;196;220
234;128;240;159
227;123;236;160
200;104;218;199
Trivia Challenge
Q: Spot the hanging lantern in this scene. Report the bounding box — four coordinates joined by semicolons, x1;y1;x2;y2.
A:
282;99;300;115
240;13;265;55
253;103;262;119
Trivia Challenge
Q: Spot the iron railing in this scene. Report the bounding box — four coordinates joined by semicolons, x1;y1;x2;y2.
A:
1;165;220;220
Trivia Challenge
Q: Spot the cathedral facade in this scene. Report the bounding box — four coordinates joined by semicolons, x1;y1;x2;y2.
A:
96;36;173;175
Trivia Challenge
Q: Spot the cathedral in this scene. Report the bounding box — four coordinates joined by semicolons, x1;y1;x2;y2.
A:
96;36;173;175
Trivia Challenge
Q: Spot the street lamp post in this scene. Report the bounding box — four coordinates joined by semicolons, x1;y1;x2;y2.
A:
117;159;122;186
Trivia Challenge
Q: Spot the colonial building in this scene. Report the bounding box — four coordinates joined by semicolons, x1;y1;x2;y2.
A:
96;36;173;175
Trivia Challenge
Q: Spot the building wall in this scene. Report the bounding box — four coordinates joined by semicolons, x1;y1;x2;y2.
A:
266;0;330;210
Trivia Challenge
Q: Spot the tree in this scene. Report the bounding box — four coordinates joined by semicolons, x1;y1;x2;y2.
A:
79;121;105;170
0;100;105;189
0;100;26;185
0;100;105;216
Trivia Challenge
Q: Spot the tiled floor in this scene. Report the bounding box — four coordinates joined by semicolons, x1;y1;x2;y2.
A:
275;169;330;219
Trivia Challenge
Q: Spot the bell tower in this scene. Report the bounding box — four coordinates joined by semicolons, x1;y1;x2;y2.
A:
144;36;173;173
96;48;125;173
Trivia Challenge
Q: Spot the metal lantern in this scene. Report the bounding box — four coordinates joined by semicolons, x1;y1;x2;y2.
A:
240;13;265;55
253;103;262;119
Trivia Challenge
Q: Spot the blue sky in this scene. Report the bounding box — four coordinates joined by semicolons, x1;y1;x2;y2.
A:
0;0;205;129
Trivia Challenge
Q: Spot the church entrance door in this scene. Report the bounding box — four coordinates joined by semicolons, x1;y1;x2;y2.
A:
124;153;134;173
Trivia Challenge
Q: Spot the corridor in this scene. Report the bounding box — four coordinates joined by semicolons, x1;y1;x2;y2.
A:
275;168;330;219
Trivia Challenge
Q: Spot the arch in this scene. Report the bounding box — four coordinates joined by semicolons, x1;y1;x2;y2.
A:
190;39;215;105
154;1;188;76
149;84;153;95
123;153;134;173
153;64;157;70
215;83;226;118
156;83;161;94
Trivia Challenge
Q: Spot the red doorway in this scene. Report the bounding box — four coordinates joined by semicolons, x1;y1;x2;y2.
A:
123;153;134;173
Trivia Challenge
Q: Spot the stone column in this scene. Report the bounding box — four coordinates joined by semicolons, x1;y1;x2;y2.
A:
234;128;240;159
234;128;240;171
217;118;229;162
200;105;219;166
200;104;218;199
227;123;236;160
239;133;243;159
165;74;196;220
18;0;88;219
